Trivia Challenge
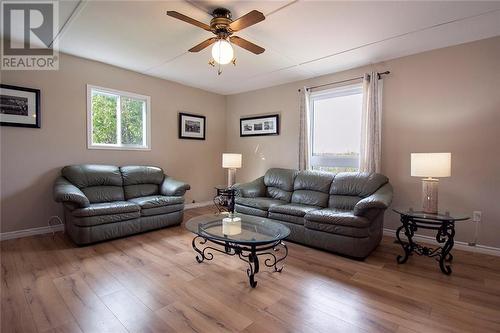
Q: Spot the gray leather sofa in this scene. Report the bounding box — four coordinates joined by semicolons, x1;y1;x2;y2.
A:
233;168;393;258
53;164;190;245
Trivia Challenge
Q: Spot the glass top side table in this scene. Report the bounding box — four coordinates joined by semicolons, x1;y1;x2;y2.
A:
392;208;469;275
214;185;236;213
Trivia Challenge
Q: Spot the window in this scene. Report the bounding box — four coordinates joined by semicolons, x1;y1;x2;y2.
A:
87;85;151;150
309;83;363;172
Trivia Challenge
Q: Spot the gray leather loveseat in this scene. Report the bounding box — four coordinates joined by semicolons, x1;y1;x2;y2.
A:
234;168;393;258
53;164;190;245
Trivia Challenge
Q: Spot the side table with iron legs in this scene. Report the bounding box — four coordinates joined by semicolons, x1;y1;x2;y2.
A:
213;185;236;213
393;208;469;275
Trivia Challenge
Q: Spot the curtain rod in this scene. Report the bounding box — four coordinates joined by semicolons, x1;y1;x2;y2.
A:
298;71;390;92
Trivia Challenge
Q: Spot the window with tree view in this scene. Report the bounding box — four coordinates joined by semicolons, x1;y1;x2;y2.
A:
88;85;150;150
309;83;363;172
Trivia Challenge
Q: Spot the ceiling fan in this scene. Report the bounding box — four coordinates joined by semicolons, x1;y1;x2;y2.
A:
166;8;265;73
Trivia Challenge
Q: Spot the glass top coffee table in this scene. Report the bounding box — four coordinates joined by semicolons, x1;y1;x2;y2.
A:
185;213;290;288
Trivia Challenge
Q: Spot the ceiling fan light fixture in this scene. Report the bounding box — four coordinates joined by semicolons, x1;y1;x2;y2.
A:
167;8;265;74
211;39;234;65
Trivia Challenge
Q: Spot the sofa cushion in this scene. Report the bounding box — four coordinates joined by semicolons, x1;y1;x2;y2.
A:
235;204;268;217
268;212;306;225
304;208;371;238
266;187;293;202
121;166;164;199
62;164;122;188
305;208;370;228
141;204;184;217
72;201;140;217
129;195;184;209
269;203;321;217
328;195;362;210
82;186;125;203
264;168;297;191
305;221;370;238
290;171;333;207
120;166;164;185
329;172;388;197
328;173;388;210
235;196;286;211
294;171;334;192
264;168;297;202
124;184;159;200
71;212;141;227
292;190;329;207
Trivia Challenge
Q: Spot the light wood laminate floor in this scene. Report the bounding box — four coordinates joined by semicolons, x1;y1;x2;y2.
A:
2;206;500;333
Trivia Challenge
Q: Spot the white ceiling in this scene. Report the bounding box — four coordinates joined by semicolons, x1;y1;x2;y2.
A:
9;1;500;95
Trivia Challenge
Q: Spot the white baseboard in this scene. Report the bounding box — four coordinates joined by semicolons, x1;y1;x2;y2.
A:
184;200;213;210
383;228;500;257
0;224;65;241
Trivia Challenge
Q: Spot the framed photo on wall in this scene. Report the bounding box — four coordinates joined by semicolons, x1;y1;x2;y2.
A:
240;114;279;137
179;112;206;140
0;84;40;128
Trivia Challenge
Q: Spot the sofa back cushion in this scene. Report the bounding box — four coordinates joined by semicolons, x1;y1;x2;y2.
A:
328;172;388;209
62;165;124;203
120;166;164;199
291;171;334;207
264;168;298;202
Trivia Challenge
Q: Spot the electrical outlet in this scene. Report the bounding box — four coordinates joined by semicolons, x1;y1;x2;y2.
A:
472;211;482;223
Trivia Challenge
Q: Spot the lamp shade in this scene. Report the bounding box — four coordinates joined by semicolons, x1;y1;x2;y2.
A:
411;153;451;178
211;39;234;65
222;153;242;169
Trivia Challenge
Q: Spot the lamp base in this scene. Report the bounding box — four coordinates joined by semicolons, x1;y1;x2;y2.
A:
227;168;236;187
422;178;439;214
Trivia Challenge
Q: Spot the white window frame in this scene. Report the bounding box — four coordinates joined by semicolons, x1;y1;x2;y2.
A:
309;83;363;170
86;84;151;151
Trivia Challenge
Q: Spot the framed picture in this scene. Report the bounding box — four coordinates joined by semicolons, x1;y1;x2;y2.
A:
240;114;279;137
0;84;40;128
179;112;206;140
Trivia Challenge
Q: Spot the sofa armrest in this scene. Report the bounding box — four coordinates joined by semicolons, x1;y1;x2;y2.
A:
160;176;190;196
354;183;393;217
233;176;266;198
53;177;90;208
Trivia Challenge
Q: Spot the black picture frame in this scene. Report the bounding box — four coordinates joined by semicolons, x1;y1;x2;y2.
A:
240;114;280;137
0;84;41;128
178;112;206;140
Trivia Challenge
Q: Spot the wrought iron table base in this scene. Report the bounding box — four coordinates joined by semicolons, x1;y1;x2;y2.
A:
192;236;288;287
396;216;455;275
213;187;236;214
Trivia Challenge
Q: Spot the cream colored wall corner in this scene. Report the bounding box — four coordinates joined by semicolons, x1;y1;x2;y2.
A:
224;36;500;249
0;53;226;233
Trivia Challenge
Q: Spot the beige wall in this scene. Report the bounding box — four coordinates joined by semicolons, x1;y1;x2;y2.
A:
2;37;499;248
226;36;500;248
0;53;226;233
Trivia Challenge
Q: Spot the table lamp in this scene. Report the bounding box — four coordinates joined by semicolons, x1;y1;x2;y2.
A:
222;153;242;187
411;153;451;214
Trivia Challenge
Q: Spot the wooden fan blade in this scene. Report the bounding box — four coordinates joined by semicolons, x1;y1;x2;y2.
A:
166;11;211;31
230;36;265;54
229;10;265;32
189;37;217;52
